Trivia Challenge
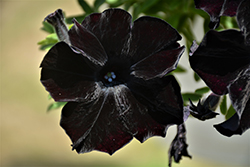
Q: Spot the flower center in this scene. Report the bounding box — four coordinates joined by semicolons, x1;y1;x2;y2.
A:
98;60;131;87
104;71;116;83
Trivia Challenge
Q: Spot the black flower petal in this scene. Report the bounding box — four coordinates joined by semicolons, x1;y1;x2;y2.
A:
131;46;185;80
129;16;182;64
40;42;101;102
214;67;250;136
81;8;132;59
237;0;250;45
69;19;108;66
168;123;191;167
60;90;133;155
110;85;168;143
61;84;172;154
189;30;250;95
194;0;243;29
128;75;184;126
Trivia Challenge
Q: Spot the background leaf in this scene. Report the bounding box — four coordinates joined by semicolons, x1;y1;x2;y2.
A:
225;105;236;120
194;72;200;82
94;0;106;12
182;93;202;105
195;87;210;94
78;0;94;14
41;21;54;33
220;95;227;115
47;102;67;112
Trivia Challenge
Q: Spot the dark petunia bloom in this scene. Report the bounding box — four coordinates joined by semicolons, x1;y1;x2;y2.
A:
194;0;243;29
189;93;220;121
168;123;191;167
40;8;185;154
189;0;250;136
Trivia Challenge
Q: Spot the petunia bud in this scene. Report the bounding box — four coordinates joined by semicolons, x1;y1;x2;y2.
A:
189;93;220;121
44;9;71;45
168;123;191;167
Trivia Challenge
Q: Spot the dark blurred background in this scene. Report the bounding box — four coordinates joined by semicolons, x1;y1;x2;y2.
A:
1;1;249;167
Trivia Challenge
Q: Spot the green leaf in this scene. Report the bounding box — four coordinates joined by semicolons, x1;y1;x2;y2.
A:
37;34;58;45
94;0;106;12
225;105;236;120
132;3;140;19
124;1;135;11
47;102;67;111
195;87;210;94
139;0;159;13
78;0;94;14
132;0;160;19
41;21;54;33
194;72;200;82
174;65;186;73
219;16;239;30
220;95;227;115
66;14;86;24
167;0;181;10
48;94;52;100
106;0;119;4
106;0;124;7
37;33;58;50
182;93;202;104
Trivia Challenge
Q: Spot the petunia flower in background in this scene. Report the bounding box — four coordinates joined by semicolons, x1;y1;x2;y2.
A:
189;0;250;136
194;0;243;29
40;8;185;155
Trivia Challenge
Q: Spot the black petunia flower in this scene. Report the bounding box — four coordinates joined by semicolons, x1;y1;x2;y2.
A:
189;0;250;137
40;8;185;154
194;0;244;29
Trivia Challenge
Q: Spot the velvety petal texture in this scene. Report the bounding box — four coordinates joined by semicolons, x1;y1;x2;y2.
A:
214;66;250;136
189;30;250;95
81;8;132;59
128;16;182;64
68;19;108;66
194;0;243;29
237;0;250;45
40;42;101;102
41;8;185;154
131;46;185;80
189;3;250;136
127;75;184;126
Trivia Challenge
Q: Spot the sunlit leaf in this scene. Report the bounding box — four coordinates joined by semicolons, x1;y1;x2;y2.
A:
37;33;58;50
220;95;227;115
225;105;236;120
195;87;210;94
106;0;124;7
48;94;52;100
47;102;67;111
174;65;186;73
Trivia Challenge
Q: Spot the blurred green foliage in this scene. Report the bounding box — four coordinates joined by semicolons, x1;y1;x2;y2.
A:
38;0;238;120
